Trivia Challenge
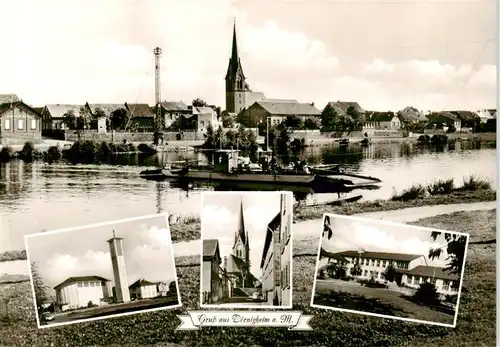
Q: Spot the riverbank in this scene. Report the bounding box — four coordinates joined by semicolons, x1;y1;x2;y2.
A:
0;209;495;346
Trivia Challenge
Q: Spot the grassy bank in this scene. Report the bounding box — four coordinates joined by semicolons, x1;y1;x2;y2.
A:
0;209;495;346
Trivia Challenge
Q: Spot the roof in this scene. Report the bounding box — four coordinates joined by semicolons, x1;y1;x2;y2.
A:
234;200;247;247
405;265;459;281
45;104;84;119
450;110;480;122
255;101;320;116
327;101;365;115
54;276;110;289
203;239;219;259
245;92;267;107
33;107;45;115
129;279;157;289
487;109;497;117
366;111;397;122
0;94;20;104
260;212;281;269
0;101;43;117
161;101;189;111
126;103;154;117
337;250;424;262
193;106;215;115
266;98;298;103
87;103;124;116
320;248;349;263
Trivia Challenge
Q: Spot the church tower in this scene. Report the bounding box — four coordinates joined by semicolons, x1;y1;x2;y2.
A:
107;230;131;303
225;20;250;114
232;198;251;286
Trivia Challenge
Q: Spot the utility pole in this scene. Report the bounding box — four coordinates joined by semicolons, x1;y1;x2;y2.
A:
153;47;162;146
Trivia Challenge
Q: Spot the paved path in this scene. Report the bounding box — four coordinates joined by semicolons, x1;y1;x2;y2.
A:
1;201;496;275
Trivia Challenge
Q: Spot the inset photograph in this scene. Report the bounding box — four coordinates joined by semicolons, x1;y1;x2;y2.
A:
311;214;469;327
25;213;181;328
201;191;293;308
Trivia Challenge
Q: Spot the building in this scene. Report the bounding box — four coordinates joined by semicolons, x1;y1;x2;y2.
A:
192;106;221;134
225;200;258;289
322;249;460;296
476;109;495;123
449;110;480;131
129;279;158;300
160;101;191;129
86;103;124;133
107;230;131;303
325;101;366;118
224;22;267;114
156;281;170;296
279;193;292;307
125;103;155;131
41;104;84;130
397;107;428;125
0;101;43;143
202;239;229;304
54;276;112;311
364;111;401;130
426;111;462;132
239;100;321;128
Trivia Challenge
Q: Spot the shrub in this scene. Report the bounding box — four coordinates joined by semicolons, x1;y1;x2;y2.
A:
445;294;458;304
0;146;14;162
426;179;455;195
66;140;100;162
45;145;62;161
417;135;430;143
431;134;448;144
18;141;35;161
391;184;427;201
138;143;157;154
461;175;491;191
413;282;440;306
99;141;112;157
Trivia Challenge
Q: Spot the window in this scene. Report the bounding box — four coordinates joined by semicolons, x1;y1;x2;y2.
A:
17;119;23;130
4;119;10;130
376;260;380;267
78;282;83;287
442;280;450;291
84;282;89;287
363;270;368;277
30;119;37;130
430;277;436;284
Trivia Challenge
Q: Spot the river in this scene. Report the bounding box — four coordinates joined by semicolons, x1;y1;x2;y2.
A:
0;141;496;251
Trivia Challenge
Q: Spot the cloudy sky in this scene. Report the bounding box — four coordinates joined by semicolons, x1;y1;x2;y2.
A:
320;214;467;268
0;0;496;111
25;215;177;295
202;192;288;279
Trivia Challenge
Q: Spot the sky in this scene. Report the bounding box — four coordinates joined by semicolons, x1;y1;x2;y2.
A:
0;0;496;112
320;214;466;268
202;192;287;279
25;215;177;296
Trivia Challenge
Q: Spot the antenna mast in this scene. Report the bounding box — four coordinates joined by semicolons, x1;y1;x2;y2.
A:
153;47;162;145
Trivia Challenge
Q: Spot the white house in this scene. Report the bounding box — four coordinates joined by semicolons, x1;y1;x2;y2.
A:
129;279;158;300
279;193;292;307
401;266;460;298
192;106;220;134
54;276;112;311
476;109;495;123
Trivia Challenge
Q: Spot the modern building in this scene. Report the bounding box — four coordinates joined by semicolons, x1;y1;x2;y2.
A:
224;21;267;114
54;276;112;311
0;100;43;143
129;279;158;300
107;230;131;303
260;193;292;306
202;239;230;304
239;100;321;128
321;249;460;296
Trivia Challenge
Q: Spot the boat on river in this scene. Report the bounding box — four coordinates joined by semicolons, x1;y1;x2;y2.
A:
308;165;382;187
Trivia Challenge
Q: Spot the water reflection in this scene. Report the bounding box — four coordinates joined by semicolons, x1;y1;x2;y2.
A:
0;142;495;251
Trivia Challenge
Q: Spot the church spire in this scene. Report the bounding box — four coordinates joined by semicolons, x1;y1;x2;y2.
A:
230;19;239;75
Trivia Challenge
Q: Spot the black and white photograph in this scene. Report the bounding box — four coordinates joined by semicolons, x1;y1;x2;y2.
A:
24;214;181;328
311;213;469;327
200;191;292;308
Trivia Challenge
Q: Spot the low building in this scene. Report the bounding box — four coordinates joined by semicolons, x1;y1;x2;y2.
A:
279;193;292;307
192;106;220;134
477;109;495;123
240;100;321;128
41;104;84;130
86;103;124;134
54;276;112;311
125;103;155;131
0;101;43;143
364;111;401;130
397;107;428;125
449;110;480;131
401;265;460;298
129;279;158;300
325;101;366;117
426;111;462;132
161;101;191;129
202;239;227;304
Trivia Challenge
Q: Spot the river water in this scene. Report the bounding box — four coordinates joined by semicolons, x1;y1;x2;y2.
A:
0;141;496;251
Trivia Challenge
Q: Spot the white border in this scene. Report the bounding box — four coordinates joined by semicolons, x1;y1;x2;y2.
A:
309;212;470;328
199;190;293;310
24;213;183;329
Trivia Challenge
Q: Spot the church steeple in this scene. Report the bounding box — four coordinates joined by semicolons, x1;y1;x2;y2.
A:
230;19;239;75
225;19;249;114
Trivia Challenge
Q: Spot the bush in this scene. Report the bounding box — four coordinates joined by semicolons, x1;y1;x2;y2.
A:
45;145;62;161
98;141;112;157
66;140;100;162
138;143;158;154
426;179;455;195
0;146;14;162
413;282;440;306
417;135;430;143
391;184;427;201
18;141;35;161
461;175;491;191
431;134;448;144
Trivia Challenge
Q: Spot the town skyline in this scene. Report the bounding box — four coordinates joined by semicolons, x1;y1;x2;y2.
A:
0;0;495;112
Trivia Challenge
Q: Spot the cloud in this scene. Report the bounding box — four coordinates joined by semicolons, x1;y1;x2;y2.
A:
202;205;236;239
138;225;172;248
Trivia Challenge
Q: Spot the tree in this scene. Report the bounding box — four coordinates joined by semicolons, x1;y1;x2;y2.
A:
320;103;337;130
62;110;77;130
304;118;319;130
192;98;208;107
93;107;106;120
202;123;217;149
110;108;130;130
31;262;48;324
383;263;397;282
428;231;467;275
284;115;303;129
413;282;440;306
221;112;235;128
351;261;362;277
345;106;364;134
323;215;333;239
78;106;92;130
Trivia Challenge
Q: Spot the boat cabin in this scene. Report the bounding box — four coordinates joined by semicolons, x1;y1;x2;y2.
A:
212;149;240;173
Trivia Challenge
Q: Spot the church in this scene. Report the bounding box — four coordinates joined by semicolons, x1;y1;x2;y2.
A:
224;199;259;289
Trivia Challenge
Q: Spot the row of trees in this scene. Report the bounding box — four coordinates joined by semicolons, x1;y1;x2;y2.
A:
203;123;259;159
